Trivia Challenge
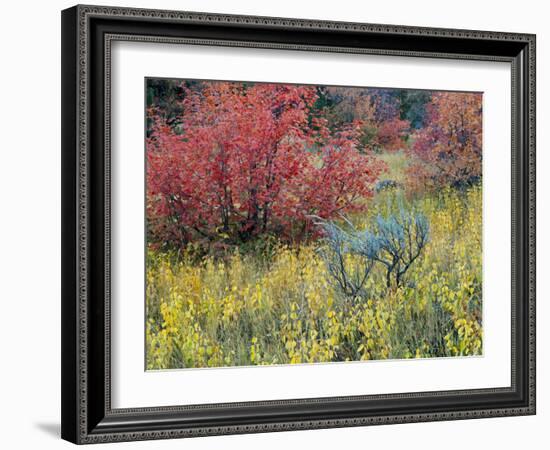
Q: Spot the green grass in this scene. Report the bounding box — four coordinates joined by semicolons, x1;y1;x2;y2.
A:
377;150;409;183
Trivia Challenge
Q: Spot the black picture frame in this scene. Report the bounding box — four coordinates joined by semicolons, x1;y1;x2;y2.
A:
61;4;536;444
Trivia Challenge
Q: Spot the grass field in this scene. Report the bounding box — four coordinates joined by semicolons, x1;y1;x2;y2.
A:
145;165;483;369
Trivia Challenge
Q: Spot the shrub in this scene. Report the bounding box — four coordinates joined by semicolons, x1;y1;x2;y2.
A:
372;209;429;288
146;81;384;249
407;92;482;190
315;218;379;299
316;207;429;298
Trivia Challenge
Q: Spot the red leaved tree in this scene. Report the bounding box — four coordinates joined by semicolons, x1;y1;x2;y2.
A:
407;92;482;190
146;82;384;248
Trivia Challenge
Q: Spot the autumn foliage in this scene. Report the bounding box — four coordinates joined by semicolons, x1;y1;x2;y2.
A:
146;82;385;248
145;81;485;369
322;87;410;152
146;82;483;250
407;92;482;189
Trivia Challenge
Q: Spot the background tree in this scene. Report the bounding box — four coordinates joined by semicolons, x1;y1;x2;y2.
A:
407;92;482;189
397;90;431;129
321;87;410;153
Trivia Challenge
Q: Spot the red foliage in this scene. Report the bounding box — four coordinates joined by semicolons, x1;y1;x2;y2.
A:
373;116;410;152
407;92;482;189
146;82;383;247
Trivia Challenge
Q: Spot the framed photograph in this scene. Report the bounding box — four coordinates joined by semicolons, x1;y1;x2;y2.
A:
61;4;536;444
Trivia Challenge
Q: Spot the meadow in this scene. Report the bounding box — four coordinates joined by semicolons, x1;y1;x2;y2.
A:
145;80;483;369
146;152;482;369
